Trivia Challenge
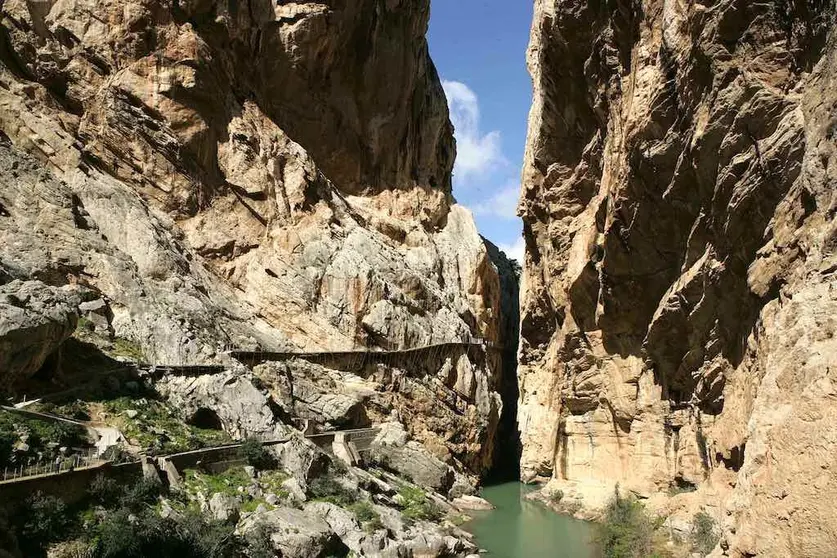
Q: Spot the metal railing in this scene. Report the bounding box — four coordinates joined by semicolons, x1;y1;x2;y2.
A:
1;448;105;482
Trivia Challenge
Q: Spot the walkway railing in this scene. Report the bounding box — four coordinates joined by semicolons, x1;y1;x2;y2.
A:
1;448;105;483
0;425;381;484
227;339;503;367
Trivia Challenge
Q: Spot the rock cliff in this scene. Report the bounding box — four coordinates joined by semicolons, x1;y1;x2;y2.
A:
518;0;837;555
0;0;510;475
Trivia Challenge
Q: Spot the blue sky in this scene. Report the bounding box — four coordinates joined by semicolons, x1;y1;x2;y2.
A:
428;1;534;261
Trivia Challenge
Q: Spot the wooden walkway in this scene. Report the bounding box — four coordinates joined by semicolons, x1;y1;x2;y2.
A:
228;339;503;367
135;364;227;379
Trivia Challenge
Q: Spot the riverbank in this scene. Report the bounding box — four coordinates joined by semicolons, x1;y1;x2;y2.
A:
464;482;594;557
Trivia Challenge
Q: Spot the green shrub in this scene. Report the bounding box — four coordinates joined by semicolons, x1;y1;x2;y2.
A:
118;477;162;512
101;445;131;464
691;511;719;556
0;429;13;467
89;474;121;507
0;506;21;558
94;508;240;558
308;475;358;507
16;492;72;555
0;410;89;463
95;508;169;558
397;486;442;524
350;501;382;532
594;488;659;558
178;512;239;557
240;438;276;471
244;522;275;558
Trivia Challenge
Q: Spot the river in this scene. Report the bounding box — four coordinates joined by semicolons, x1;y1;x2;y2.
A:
464;482;595;558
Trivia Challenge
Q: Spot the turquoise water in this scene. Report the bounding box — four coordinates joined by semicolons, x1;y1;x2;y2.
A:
464;482;595;558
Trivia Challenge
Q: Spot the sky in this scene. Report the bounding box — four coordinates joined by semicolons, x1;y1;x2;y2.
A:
428;0;534;262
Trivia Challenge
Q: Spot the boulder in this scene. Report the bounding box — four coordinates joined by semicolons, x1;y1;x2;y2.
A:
272;436;331;491
156;371;290;440
208;492;240;523
281;477;308;504
451;495;494;511
238;507;345;558
369;423;453;493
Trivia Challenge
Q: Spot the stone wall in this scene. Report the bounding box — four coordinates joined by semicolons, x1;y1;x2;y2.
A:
0;462;141;507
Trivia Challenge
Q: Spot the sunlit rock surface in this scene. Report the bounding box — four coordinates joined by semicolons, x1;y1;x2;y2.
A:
518;0;837;555
0;0;514;474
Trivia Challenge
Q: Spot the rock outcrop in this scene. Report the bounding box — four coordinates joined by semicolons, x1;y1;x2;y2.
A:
0;0;512;474
518;0;837;555
368;421;454;493
0;280;80;388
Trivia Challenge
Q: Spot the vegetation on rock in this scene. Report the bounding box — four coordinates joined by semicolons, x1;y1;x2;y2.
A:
240;438;277;471
397;485;443;524
691;511;719;556
309;472;359;507
349;501;383;532
594;488;670;558
0;410;89;469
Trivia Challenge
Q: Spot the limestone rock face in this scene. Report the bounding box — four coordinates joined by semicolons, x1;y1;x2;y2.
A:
155;369;292;440
519;0;837;554
369;421;453;493
0;1;511;473
0;280;80;388
252;344;504;473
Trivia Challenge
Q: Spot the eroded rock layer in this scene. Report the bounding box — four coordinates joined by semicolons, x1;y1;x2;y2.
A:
0;0;510;474
518;0;837;555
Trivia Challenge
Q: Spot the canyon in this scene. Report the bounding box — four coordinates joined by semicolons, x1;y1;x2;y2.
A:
1;0;836;557
518;0;837;556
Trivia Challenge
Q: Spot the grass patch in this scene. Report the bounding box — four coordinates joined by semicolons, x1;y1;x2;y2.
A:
349;500;383;532
111;338;145;361
183;467;252;498
105;397;229;455
34;396;230;456
240;499;274;514
258;470;290;499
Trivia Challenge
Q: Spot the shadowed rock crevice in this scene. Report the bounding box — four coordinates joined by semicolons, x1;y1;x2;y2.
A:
483;239;521;482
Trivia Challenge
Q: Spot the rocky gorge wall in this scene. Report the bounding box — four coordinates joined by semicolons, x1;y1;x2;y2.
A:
518;0;837;555
0;0;513;476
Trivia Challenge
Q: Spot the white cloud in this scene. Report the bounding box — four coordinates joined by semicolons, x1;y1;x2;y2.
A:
498;236;525;263
471;183;520;220
443;80;507;183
